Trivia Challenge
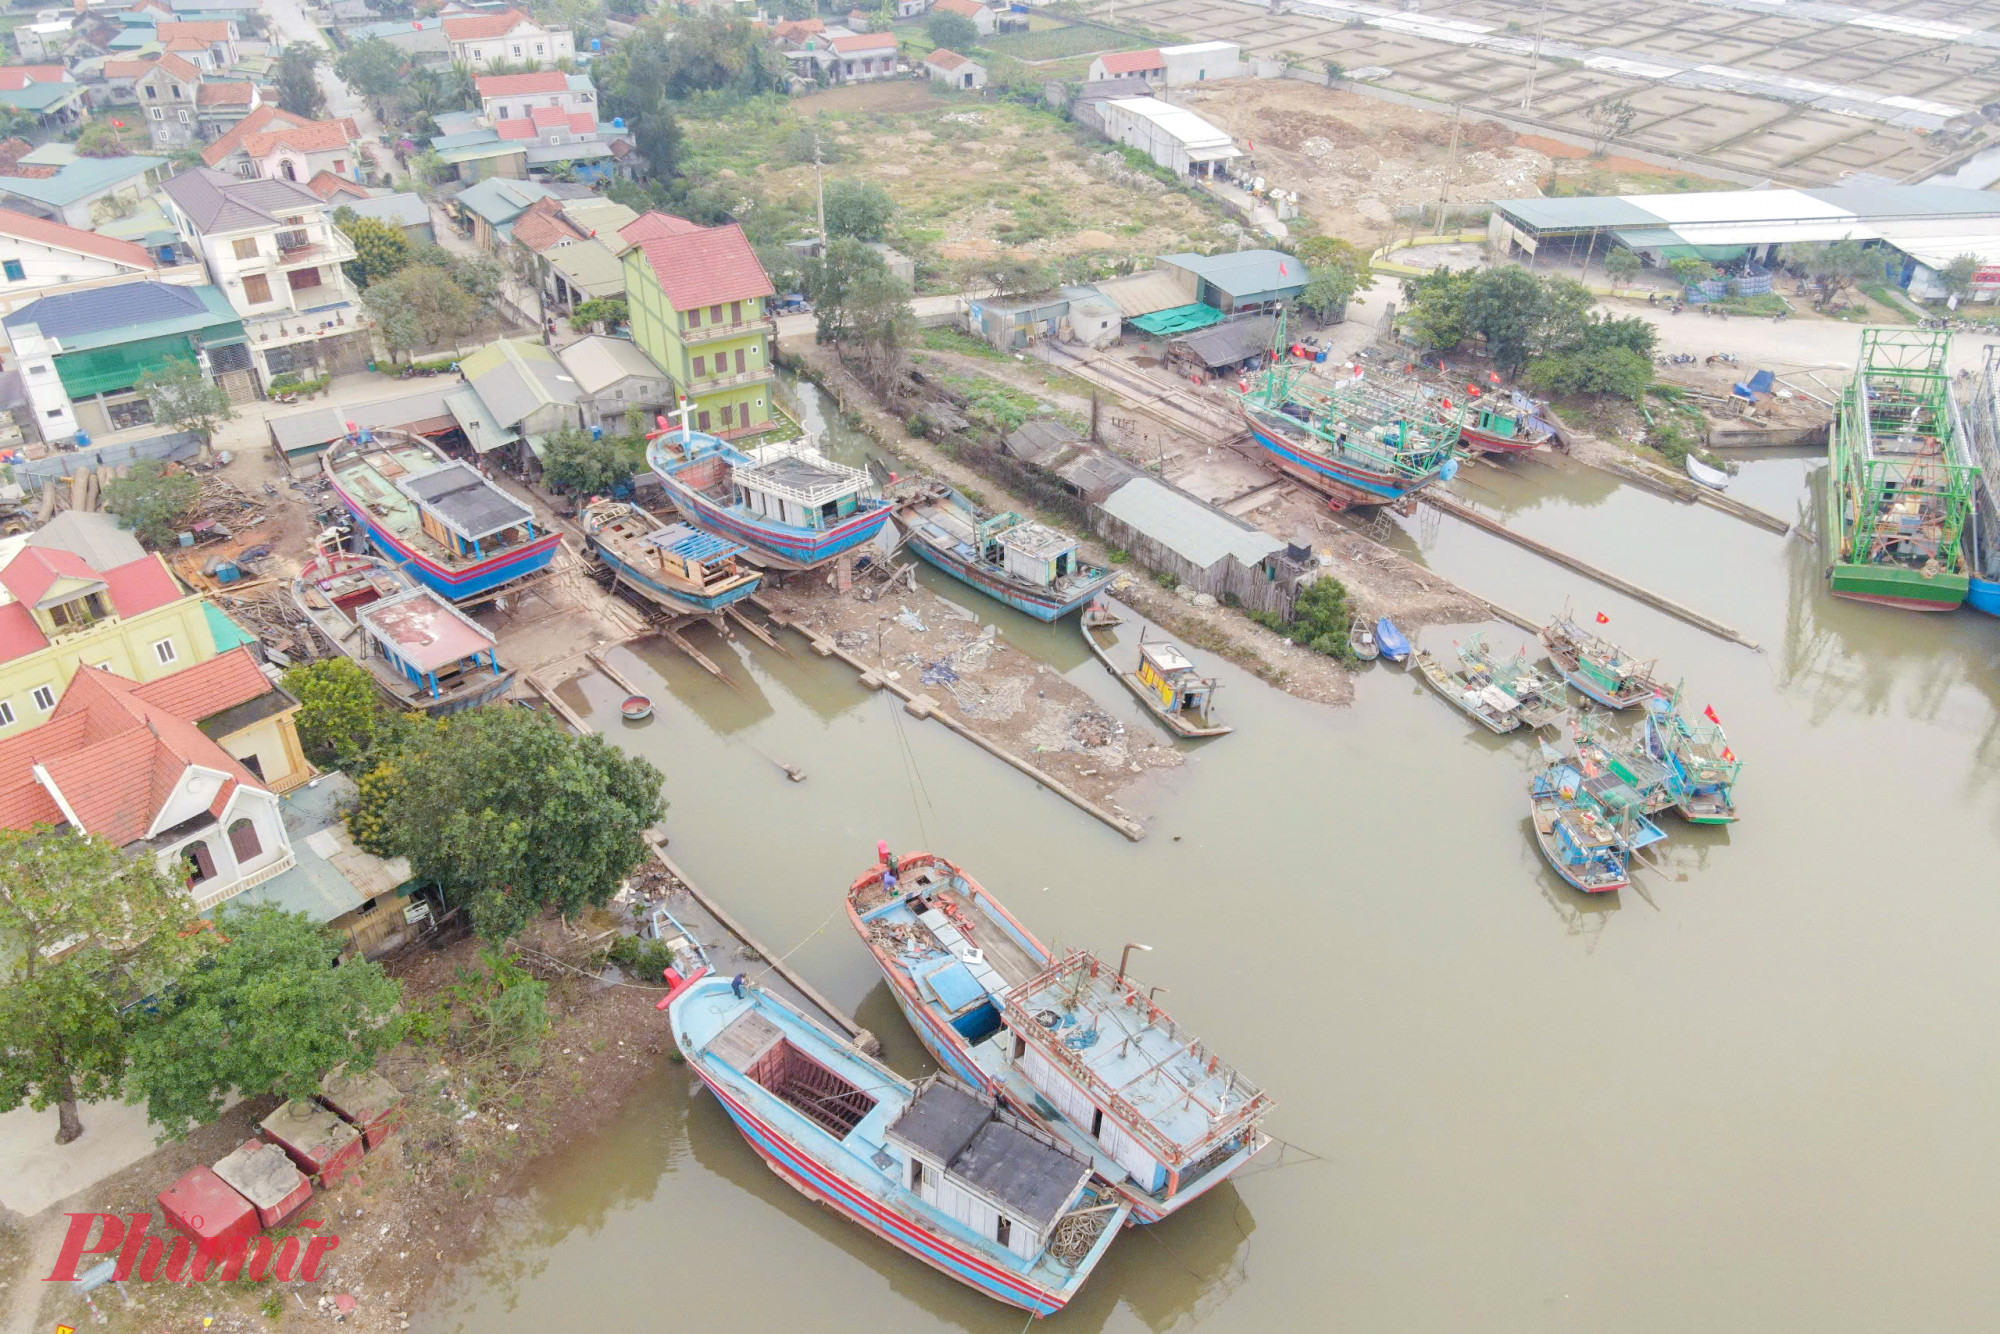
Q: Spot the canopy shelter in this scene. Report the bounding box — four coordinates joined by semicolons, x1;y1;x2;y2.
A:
1130;303;1225;336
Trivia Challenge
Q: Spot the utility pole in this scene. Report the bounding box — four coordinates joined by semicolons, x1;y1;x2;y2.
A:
1518;0;1547;113
814;130;827;253
1433;103;1461;235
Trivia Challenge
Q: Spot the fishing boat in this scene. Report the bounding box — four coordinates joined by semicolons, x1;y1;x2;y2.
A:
1081;602;1230;737
645;410;892;570
1232;318;1461;508
1456;632;1571;730
1643;696;1741;824
1684;455;1732;490
1529;764;1631;893
1412;647;1521;733
582;498;762;615
1569;716;1677;817
321;428;560;602
1821;327;1976;611
290;538;513;715
1960;344;2000;618
1374;616;1410;663
1459;396;1559;456
668;972;1129;1314
1348;616;1379;661
1538;612;1659;709
843;851;1273;1226
901;495;1113;621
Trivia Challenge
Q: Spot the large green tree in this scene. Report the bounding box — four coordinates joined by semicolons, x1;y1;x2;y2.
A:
660;11;784;99
334;38;406;119
1780;238;1881;310
274;43;327;119
335;210;412;289
103;458;202;548
824;179;895;242
355;709;665;942
282;658;380;767
542;425;645;496
1940;253;1981;300
126;905;403;1139
0;828;204;1143
926;9;978;50
362;264;478;360
134;355;236;451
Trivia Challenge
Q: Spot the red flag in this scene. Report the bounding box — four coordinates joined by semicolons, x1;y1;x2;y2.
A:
1721;746;1735;762
1594;612;1610;624
1704;704;1720;724
1488;371;1501;384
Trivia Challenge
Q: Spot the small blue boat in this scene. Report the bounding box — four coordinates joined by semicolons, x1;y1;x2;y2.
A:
1375;616;1410;662
1529;763;1631;893
902;496;1113;621
1969;574;2000;617
668;972;1130;1314
582;498;761;615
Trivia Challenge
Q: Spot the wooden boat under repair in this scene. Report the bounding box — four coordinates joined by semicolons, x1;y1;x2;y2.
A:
846;851;1273;1226
1081;601;1230;737
667;971;1130;1314
582;498;761;615
901;497;1112;622
1413;647;1522;734
1538;613;1660;709
290;542;513;715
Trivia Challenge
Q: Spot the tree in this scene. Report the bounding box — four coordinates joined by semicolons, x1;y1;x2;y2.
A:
661;11;785;98
824;178;895;241
353;708;665;942
126;905;403;1139
1940;252;1980;301
103;459;202;548
75;117;146;157
1780;237;1880;309
134;355;235;452
569;296;628;331
1323;59;1343;86
1459;266;1551;373
633;104;684;179
842;267;917;389
334;38;406;118
362;265;477;360
1587;97;1637;156
1580;313;1656;359
806;237;889;343
926;9;978;50
1666;255;1716;292
1272;575;1352;659
334;211;412;289
1299;264;1361;323
534;0;601;37
0;827;204;1143
274;43;327;119
1398;266;1475;353
282;658;379;767
543;425;645;495
1604;245;1642;290
1522;345;1651;400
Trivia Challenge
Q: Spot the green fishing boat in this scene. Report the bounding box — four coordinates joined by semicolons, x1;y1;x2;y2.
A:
1822;328;1976;612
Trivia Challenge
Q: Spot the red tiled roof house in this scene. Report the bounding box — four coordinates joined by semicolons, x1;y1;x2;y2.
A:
621;212;777;440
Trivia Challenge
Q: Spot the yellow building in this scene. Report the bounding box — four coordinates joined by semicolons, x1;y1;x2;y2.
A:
621;211;778;439
0;511;245;740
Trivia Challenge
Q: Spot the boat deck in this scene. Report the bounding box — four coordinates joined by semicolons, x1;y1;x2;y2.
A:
330;441;537;563
859;859;1047;993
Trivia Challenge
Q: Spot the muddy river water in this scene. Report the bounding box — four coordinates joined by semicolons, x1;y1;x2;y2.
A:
414;434;2000;1332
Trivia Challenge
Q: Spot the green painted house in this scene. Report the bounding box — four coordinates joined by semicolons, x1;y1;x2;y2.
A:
620;212;777;439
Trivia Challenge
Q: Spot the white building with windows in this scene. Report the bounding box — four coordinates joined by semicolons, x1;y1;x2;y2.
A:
475;69;596;124
443;8;574;68
159;167;373;383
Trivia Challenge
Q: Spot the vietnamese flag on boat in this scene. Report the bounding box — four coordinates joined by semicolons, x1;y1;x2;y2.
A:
1595;612;1610;624
1704;704;1720;724
1721;746;1736;762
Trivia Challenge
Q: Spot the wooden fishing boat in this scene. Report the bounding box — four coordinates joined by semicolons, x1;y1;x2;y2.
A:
668;972;1130;1314
1374;616;1410;663
1538;613;1659;709
902;496;1112;621
321;428;559;602
582;498;762;615
1529;764;1630;893
1081;602;1230;737
1348;615;1379;661
1413;647;1521;734
1684;454;1732;490
1456;632;1571;730
1643;696;1741;824
290;541;513;715
1570;718;1677;817
1459;399;1558;455
645;411;892;570
845;851;1273;1226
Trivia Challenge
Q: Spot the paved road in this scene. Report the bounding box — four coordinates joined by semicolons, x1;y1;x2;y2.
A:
260;0;379;141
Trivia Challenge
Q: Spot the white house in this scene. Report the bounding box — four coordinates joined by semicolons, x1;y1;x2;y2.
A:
0;210;207;318
924;48;986;90
1098;96;1240;177
929;0;994;36
1086;49;1164;83
15;18;74;60
1158;40;1240;86
827;31;898;82
443;8;575;68
475;69;596;124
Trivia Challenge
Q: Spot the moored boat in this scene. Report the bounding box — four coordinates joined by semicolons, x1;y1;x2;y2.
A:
902;496;1112;621
668;972;1130;1314
843;852;1273;1227
1529;764;1631;893
582;498;762;615
321;428;559;602
1456;632;1571;730
1960;344;2000;618
290;539;513;715
1643;695;1741;824
1082;602;1230;738
1685;454;1732;490
1374;616;1410;663
645;411;892;569
1349;615;1379;661
1459;397;1558;455
1538;613;1659;709
1412;647;1521;734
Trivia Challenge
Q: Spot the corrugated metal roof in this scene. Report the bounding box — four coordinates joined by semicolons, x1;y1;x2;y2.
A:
1493;196;1668;232
1092;270;1192;317
1173;315;1275;367
1156;249;1306;299
1098;477;1281;571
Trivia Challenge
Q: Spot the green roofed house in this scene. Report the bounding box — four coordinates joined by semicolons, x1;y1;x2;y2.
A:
0;152;168;230
1153;250;1307;316
453;337;583;469
2;280;248;442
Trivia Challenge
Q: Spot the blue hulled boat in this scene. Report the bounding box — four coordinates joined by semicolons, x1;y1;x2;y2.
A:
1374;616;1410;663
1529;763;1632;893
581;498;761;614
902;496;1112;621
668;972;1129;1314
1964;347;2000;616
645;416;892;570
847;851;1273;1225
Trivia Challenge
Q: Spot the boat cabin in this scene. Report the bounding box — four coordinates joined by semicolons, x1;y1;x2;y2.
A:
597;510;754;593
732;444;873;532
1137;639;1218;721
992;517;1080;587
1000;952;1269;1205
333;443;541;565
357;588;504;700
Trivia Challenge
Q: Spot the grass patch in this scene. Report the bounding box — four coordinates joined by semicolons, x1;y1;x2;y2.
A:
922;326;1008;359
1703;292;1790;317
980;22;1138;60
1859;283;1916;323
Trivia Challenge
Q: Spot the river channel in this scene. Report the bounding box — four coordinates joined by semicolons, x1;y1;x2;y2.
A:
413;424;2000;1332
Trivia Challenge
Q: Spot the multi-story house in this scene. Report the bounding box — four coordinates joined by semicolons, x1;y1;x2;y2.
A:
622;211;778;439
475;69;595;125
443;9;574;68
159;167;372;384
200;104;363;182
153;19;239;70
0;208;205;319
134;53;206;150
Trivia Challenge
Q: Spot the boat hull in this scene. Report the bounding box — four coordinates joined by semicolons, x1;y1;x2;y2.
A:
1827;561;1967;611
332;486;560;601
1460;423;1540;455
1245;416;1432;504
591;539;760;614
1968;573;2000;617
906;534;1112;622
656;469;892;569
1547;660;1647;710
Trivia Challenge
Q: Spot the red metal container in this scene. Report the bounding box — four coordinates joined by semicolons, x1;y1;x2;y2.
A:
212;1139;312;1230
260;1099;364;1187
318;1066;404;1150
158;1165;259;1250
